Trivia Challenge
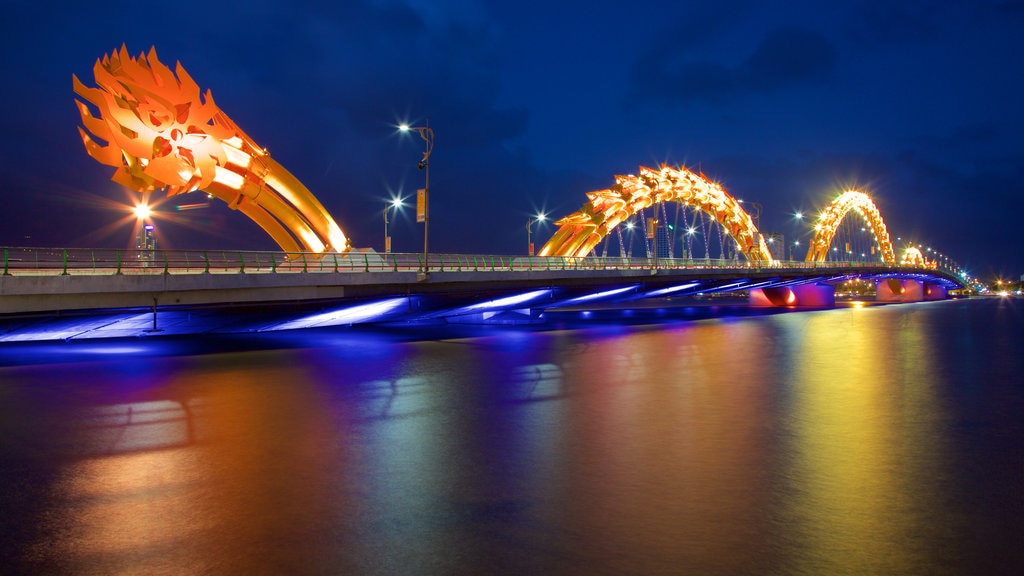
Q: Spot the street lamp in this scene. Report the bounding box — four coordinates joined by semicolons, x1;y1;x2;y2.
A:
131;203;156;265
383;197;402;253
133;202;152;220
791;211;804;261
399;121;434;275
527;213;546;255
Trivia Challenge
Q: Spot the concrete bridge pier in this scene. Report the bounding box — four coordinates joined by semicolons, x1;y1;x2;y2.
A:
749;283;835;307
924;284;948;300
875;278;948;302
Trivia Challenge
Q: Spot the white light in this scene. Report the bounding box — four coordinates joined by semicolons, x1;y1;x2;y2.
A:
213;166;245;190
458;289;551;313
267;297;408;330
645;282;702;297
558;285;637;305
223;143;252;168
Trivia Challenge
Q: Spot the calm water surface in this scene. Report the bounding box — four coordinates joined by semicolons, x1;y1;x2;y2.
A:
1;298;1022;575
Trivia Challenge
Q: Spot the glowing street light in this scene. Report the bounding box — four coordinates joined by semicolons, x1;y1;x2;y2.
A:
133;202;152;220
399;121;434;275
383;197;403;253
527;213;546;256
131;202;157;264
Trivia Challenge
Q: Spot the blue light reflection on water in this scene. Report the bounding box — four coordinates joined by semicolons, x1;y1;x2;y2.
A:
0;298;1022;574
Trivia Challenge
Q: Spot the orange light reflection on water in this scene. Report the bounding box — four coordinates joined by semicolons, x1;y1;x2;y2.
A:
777;307;946;573
552;320;778;573
30;351;360;575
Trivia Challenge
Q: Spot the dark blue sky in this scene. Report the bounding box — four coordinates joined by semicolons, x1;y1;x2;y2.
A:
1;1;1022;277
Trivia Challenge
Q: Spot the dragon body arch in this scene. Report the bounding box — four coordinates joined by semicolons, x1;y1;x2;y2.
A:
538;165;773;262
805;191;896;265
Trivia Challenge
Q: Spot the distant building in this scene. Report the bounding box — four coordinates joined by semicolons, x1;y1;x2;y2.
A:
657;226;671;259
136;223;156;265
765;232;785;261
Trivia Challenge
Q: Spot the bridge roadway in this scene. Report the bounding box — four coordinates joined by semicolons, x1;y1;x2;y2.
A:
0;248;964;340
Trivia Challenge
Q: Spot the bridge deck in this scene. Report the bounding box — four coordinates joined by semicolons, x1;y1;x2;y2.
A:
1;248;964;317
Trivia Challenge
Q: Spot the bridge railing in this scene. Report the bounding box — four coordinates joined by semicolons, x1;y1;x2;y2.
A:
0;246;961;277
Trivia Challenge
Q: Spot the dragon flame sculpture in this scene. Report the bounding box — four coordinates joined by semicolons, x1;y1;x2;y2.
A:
73;46;349;253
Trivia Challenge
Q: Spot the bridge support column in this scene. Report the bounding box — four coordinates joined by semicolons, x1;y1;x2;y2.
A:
876;278;924;302
924;283;948;301
749;284;835;307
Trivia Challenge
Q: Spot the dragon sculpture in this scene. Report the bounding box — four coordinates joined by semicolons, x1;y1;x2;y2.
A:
805;191;895;264
73;46;349;254
539;164;773;262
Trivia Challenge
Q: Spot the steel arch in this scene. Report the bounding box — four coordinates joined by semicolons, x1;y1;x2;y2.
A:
805;191;896;264
538;165;773;262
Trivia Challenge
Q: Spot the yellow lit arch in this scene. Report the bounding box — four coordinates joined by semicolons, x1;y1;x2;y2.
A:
805;191;896;264
538;165;773;262
73;46;350;254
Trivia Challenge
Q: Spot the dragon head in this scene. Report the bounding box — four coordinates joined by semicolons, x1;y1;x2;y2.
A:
73;45;237;195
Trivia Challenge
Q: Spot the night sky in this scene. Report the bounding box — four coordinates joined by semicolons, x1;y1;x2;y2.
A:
1;1;1021;278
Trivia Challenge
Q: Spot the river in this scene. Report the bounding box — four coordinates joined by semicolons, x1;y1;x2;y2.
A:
1;297;1022;575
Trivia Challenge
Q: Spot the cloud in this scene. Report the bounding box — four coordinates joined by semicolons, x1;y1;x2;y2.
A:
846;2;943;45
743;28;836;90
628;26;837;106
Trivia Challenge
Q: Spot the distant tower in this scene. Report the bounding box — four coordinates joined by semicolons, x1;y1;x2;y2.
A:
136;223;156;265
765;232;785;261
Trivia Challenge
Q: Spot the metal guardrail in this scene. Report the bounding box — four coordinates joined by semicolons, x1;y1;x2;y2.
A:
0;246;959;277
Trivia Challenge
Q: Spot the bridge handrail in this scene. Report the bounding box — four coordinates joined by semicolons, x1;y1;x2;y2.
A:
0;246;964;278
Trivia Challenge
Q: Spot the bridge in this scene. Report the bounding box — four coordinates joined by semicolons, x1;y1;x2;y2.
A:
0;245;964;342
0;46;974;342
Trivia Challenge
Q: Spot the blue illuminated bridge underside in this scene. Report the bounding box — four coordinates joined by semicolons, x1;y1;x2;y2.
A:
0;251;964;342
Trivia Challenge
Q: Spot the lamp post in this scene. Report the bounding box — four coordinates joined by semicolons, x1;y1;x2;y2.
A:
791;211;804;262
527;213;546;255
399;121;434;275
383;197;402;253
